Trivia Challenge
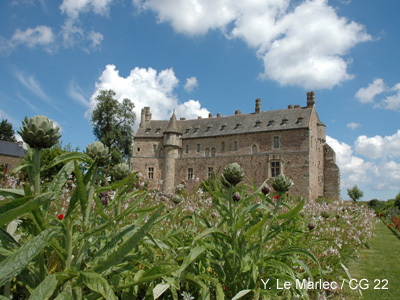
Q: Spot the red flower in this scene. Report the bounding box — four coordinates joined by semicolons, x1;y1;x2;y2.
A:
58;214;64;220
274;195;279;199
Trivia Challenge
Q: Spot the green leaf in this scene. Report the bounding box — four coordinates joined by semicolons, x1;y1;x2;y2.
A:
153;283;170;299
0;227;59;286
0;188;25;199
0;227;20;248
47;161;75;193
179;245;206;272
43;152;92;171
277;200;304;219
192;227;226;244
245;214;269;239
0;195;32;215
28;274;57;300
80;271;118;300
11;162;32;175
0;193;54;226
54;284;73;300
93;205;165;273
232;289;252;300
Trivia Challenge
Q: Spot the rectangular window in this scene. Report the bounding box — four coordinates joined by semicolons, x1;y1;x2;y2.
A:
221;142;225;152
137;147;140;152
234;141;238;151
185;144;189;154
197;144;200;153
271;162;280;177
208;167;214;178
148;167;154;179
188;168;194;180
153;144;157;153
273;136;280;149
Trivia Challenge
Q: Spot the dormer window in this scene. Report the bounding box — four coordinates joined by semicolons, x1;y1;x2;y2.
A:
145;128;151;134
234;123;241;129
296;118;303;124
193;127;199;133
220;125;226;131
155;128;161;134
206;126;211;132
255;121;261;127
267;120;274;126
185;128;190;134
281;119;287;125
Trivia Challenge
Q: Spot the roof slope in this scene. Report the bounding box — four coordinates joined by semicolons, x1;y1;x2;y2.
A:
0;140;26;157
135;106;320;139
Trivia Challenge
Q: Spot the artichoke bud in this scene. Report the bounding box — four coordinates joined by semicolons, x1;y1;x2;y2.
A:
261;184;271;195
172;194;182;205
18;115;61;149
111;162;131;180
271;174;294;193
232;192;241;202
221;163;245;187
86;141;109;164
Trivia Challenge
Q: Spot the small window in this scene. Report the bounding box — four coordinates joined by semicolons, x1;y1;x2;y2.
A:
234;141;238;151
255;121;261;127
205;148;210;157
197;144;200;153
206;126;211;132
155;128;161;134
296;118;303;124
145;128;151;134
185;128;190;134
137;148;140;152
273;136;280;149
267;120;274;126
252;144;257;154
234;123;241;129
271;161;280;177
221;142;225;152
148;167;154;179
193;127;199;133
220;125;226;131
185;144;189;154
187;168;194;180
208;167;214;178
281;119;287;125
153;144;157;153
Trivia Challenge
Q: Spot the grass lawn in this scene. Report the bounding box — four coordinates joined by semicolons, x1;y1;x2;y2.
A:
341;219;400;299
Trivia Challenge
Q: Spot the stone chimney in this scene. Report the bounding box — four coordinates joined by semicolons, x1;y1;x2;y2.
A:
255;98;261;114
208;113;213;118
140;107;151;127
307;91;315;107
145;107;152;121
235;110;241;115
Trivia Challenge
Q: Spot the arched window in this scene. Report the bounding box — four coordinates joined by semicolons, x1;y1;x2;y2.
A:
252;144;257;154
211;147;216;157
205;148;210;157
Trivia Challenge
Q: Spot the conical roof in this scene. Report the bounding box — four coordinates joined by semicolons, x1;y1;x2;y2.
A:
164;110;182;134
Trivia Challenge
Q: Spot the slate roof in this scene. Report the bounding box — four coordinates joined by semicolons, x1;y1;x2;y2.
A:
136;106;323;139
0;140;26;157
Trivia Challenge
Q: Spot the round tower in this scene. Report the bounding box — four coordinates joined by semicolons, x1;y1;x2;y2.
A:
162;111;182;193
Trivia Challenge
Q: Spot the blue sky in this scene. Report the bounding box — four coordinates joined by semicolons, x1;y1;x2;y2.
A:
1;0;399;201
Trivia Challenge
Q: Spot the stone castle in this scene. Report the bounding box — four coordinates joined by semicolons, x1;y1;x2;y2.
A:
131;91;340;200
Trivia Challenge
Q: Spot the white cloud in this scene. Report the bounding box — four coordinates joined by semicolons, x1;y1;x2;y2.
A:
346;122;360;130
355;130;400;160
135;0;371;89
68;78;90;107
14;71;50;102
88;31;103;49
184;77;198;92
60;0;112;19
0;25;54;53
374;83;400;111
87;65;210;131
355;78;386;104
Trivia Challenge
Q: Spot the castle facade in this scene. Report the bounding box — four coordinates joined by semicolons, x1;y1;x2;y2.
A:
131;92;340;200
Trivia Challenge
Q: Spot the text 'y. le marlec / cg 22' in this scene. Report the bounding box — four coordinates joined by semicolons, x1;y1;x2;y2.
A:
131;91;340;200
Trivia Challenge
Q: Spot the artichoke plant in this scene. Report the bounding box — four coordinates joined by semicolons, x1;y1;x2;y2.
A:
86;141;109;164
18;115;61;149
221;163;245;187
111;162;131;180
271;174;294;193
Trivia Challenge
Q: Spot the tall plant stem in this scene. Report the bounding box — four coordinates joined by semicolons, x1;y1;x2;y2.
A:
65;217;73;269
33;148;42;195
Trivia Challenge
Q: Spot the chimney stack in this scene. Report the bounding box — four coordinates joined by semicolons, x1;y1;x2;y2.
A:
307;91;315;107
255;98;261;114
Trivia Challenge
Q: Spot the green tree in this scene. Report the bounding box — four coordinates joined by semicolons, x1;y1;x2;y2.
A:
394;192;400;208
91;90;135;164
0;119;17;142
347;185;364;202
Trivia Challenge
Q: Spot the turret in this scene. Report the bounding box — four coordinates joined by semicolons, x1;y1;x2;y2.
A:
162;111;182;193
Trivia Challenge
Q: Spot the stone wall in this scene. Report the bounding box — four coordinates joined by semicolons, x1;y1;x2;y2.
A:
0;154;23;173
323;144;341;200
